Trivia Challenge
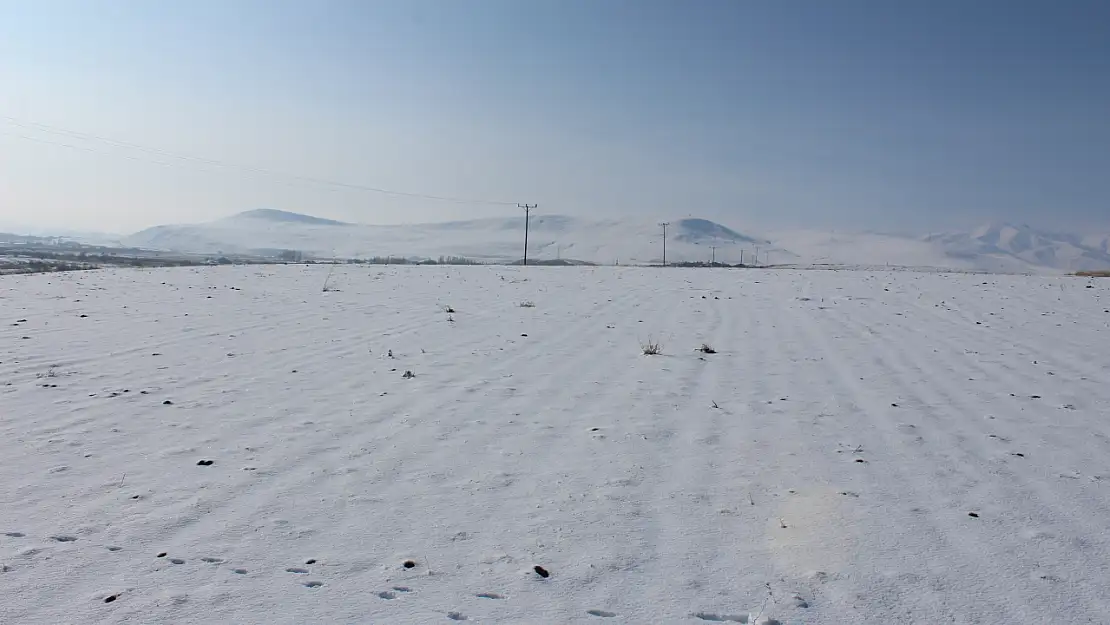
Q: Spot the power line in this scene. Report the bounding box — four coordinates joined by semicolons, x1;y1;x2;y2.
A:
2;117;731;267
0;130;188;170
0;115;519;207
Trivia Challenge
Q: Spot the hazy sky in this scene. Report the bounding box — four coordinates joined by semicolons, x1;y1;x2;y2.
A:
2;0;1108;234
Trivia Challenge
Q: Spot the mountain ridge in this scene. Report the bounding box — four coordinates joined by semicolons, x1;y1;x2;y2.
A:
121;210;1110;274
223;209;352;226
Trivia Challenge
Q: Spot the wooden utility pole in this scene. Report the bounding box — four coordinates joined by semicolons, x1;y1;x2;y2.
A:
518;204;537;265
659;222;670;266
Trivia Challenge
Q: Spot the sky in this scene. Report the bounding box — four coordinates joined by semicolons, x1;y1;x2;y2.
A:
1;0;1108;235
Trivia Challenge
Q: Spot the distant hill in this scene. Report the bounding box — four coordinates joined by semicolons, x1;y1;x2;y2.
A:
223;209;351;227
672;218;768;246
121;210;1110;273
124;211;777;266
920;222;1110;273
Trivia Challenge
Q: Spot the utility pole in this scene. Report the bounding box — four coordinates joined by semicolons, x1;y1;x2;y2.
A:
518;204;536;265
659;222;670;266
710;245;716;265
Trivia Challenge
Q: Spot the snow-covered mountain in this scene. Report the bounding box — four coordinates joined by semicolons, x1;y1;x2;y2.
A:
122;210;1110;273
921;222;1110;273
1081;233;1110;254
225;208;353;227
124;211;776;265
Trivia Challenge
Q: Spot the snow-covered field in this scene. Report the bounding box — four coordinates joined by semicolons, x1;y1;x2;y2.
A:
2;265;1109;624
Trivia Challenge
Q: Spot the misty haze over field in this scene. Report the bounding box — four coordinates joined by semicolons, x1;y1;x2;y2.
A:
112;208;1110;274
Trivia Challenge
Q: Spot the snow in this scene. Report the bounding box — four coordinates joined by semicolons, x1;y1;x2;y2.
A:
3;265;1110;624
922;223;1110;274
124;213;771;267
766;229;990;271
121;211;1110;274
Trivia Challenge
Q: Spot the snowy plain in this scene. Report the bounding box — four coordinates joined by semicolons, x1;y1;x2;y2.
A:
2;265;1109;624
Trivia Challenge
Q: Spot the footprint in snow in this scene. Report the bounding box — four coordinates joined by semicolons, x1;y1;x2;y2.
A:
447;612;468;620
476;593;505;600
377;591;397;600
303;581;323;588
286;567;309;574
587;609;618;618
51;535;77;542
200;557;223;564
4;532;25;538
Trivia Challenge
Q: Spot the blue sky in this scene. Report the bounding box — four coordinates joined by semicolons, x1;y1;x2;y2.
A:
2;0;1108;233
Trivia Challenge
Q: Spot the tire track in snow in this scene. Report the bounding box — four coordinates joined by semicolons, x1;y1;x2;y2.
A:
827;296;1110;611
132;269;649;622
617;275;738;621
866;322;1110;619
845;289;1110;498
902;277;1106;391
780;295;1035;624
321;271;668;622
5;267;1110;624
793;291;1110;623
